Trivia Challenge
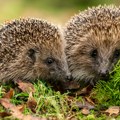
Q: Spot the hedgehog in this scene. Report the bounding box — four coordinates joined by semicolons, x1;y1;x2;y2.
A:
64;5;120;86
0;18;71;83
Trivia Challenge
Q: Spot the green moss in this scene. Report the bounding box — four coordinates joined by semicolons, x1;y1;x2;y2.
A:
91;61;120;108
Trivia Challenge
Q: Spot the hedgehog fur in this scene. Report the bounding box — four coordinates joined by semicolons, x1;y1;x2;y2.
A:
0;18;70;83
64;5;120;86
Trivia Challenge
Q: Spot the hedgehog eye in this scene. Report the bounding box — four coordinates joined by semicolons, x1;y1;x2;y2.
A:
27;49;36;62
46;58;55;65
114;49;120;58
90;49;98;58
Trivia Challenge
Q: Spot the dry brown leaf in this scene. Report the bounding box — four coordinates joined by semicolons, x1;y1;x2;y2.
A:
21;115;48;120
0;98;12;109
62;80;80;90
0;112;11;118
16;104;25;112
85;96;95;105
73;85;93;96
17;80;35;93
104;106;120;116
0;98;47;120
66;95;94;112
3;88;14;99
47;116;58;120
81;107;90;115
76;98;95;110
27;92;37;113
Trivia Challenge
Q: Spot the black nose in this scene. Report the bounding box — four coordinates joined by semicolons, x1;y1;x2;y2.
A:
99;70;109;80
66;74;73;81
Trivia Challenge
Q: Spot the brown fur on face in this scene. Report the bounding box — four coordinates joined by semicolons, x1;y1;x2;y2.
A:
0;18;70;83
64;5;120;85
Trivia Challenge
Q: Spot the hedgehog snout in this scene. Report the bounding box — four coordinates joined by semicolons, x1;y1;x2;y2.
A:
99;69;109;80
96;57;111;81
59;67;72;81
66;73;72;81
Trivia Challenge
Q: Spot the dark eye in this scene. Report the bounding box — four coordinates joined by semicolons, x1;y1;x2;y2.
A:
46;58;55;65
90;49;98;58
114;49;120;58
27;48;36;62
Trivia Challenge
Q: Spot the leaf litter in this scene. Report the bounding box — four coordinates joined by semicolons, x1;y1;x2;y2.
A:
0;80;119;120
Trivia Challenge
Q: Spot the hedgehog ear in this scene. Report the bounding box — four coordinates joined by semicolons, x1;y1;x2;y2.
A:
27;48;36;63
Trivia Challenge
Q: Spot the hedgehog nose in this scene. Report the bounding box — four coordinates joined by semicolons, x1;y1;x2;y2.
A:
99;70;109;80
66;74;73;81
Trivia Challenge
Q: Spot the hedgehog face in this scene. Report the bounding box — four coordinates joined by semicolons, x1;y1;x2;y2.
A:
25;39;71;82
65;5;120;86
65;25;120;85
0;18;72;83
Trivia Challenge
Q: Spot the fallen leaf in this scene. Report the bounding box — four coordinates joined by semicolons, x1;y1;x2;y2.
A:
47;116;58;120
27;92;37;113
66;95;94;113
62;80;80;90
104;106;120;116
0;98;47;120
16;104;25;112
3;88;14;99
81;107;90;115
85;97;95;106
76;98;95;110
0;112;11;118
17;80;35;93
0;98;12;109
73;85;93;96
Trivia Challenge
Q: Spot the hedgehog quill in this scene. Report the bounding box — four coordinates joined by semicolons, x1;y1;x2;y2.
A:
64;5;120;86
0;18;71;83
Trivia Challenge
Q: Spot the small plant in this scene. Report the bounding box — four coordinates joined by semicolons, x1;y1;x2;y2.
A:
91;61;120;108
29;81;70;119
0;86;3;98
0;68;120;119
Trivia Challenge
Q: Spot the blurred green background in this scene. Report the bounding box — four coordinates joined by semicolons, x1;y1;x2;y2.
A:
0;0;120;25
